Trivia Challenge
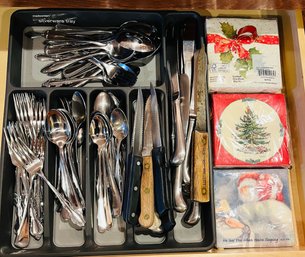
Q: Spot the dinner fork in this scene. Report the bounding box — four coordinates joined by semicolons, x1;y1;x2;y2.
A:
4;128;86;230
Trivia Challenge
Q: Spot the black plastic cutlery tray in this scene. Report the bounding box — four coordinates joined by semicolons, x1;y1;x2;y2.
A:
0;9;215;256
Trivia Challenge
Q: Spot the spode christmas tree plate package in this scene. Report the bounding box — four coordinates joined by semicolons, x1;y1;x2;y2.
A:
214;168;295;248
212;94;290;167
206;18;282;93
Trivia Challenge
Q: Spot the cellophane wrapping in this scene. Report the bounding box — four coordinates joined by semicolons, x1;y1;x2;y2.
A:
206;18;282;93
212;93;291;167
214;168;295;248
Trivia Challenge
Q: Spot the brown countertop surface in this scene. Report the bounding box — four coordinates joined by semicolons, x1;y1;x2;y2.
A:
0;0;305;9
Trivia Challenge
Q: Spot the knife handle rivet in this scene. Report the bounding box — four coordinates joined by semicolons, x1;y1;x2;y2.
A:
131;213;136;217
134;186;138;191
136;161;141;166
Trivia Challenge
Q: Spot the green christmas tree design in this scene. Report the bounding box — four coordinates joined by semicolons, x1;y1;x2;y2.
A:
235;106;270;154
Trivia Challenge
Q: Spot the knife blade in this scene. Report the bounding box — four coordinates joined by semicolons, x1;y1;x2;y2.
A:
150;83;176;232
150;84;168;215
138;96;155;228
167;60;186;166
122;88;144;225
192;45;209;203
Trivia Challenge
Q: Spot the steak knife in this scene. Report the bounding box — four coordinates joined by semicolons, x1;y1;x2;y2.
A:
122;88;144;225
150;83;176;232
139;96;155;228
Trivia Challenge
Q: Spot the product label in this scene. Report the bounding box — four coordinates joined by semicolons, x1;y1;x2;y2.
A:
32;14;77;25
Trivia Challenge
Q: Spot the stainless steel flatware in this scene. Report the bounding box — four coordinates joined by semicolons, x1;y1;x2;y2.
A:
90;112;113;232
180;37;195;186
167;61;186;166
45;109;86;227
110;108;128;198
29;21;161;87
5;93;46;248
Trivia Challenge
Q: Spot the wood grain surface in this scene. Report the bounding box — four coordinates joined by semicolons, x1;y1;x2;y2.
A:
1;0;305;9
139;156;155;228
192;131;209;203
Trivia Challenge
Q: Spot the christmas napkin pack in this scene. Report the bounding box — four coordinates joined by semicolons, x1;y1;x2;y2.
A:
206;18;282;93
214;168;295;248
212;93;290;168
208;17;294;250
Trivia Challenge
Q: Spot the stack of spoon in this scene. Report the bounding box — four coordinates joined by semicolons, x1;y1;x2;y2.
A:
45;91;86;229
90;91;128;232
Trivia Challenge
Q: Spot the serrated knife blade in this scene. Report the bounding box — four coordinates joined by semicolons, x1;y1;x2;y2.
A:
131;88;144;155
142;96;154;156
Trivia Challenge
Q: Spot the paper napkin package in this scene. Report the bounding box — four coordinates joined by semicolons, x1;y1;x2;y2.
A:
214;168;295;248
206;18;282;93
212;94;290;167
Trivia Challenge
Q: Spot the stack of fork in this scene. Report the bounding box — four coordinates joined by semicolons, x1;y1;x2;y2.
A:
3;93;46;248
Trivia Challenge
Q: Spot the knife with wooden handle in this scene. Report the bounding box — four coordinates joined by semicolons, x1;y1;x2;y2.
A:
191;45;209;203
139;96;155;228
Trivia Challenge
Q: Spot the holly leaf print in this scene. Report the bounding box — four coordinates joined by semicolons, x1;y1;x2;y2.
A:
247;58;253;70
220;51;234;64
239;70;247;78
220;22;237;39
248;48;261;69
249;47;261;56
234;58;249;78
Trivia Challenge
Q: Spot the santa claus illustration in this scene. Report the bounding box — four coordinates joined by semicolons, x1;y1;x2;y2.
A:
216;171;294;248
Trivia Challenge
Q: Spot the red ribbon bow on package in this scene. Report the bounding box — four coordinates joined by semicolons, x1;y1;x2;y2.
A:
207;25;279;60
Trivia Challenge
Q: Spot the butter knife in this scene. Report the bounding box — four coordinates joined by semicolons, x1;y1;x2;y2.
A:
167;61;186;166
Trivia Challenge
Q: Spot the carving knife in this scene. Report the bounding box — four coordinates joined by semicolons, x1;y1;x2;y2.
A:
150;83;176;232
138;96;155;228
122;88;144;225
192;45;209;203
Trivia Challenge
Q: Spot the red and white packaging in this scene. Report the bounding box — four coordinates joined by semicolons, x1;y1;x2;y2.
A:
206;18;282;93
212;93;290;167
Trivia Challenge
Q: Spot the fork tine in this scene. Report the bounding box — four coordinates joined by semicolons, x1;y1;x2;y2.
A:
42;98;46;124
3;128;12;148
13;94;21;121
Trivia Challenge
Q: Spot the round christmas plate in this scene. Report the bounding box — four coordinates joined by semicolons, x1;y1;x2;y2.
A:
216;98;284;164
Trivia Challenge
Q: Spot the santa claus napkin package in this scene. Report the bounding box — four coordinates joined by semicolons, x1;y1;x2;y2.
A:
212;93;291;168
206;18;282;93
214;168;295;248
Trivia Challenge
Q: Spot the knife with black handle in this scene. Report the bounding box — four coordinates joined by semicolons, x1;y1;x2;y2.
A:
122;88;144;225
150;83;176;232
152;146;168;215
123;154;143;225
